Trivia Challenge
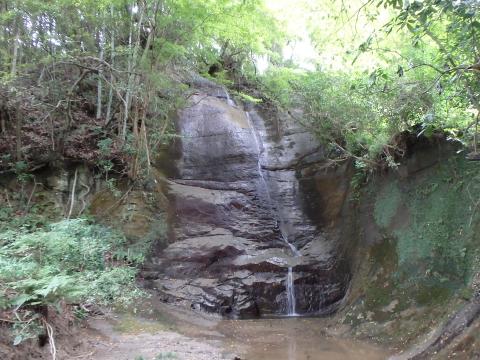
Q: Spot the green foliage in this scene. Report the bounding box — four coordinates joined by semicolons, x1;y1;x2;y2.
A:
260;67;420;160
260;67;301;106
234;91;263;104
373;0;480;149
14;161;32;184
85;267;141;308
97;138;115;177
0;0;285;81
0;219;144;311
254;1;480;166
11;311;44;345
0;204;51;233
349;161;369;202
0;0;288;179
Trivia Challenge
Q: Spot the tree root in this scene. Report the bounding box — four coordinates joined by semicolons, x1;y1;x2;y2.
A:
42;318;56;360
67;168;78;219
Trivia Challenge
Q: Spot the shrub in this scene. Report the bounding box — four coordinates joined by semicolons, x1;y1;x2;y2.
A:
0;218;144;310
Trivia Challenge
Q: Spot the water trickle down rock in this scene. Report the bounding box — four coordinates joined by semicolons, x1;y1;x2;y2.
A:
146;78;350;317
246;110;299;316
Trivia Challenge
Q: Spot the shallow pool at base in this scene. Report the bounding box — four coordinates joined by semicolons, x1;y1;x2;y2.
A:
216;317;388;360
107;299;389;360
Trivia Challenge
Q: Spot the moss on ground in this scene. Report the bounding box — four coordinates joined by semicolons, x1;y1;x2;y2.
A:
113;314;172;334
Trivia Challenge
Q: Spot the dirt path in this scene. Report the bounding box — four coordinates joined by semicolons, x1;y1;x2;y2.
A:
85;317;228;360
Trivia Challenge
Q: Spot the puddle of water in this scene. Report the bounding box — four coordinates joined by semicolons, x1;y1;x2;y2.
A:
216;317;388;360
127;299;389;360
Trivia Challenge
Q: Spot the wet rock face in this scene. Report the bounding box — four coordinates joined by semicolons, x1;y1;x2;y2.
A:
147;79;350;317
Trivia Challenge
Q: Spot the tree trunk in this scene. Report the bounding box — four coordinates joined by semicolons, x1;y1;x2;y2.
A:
122;3;144;141
15;108;22;161
11;17;20;77
96;23;105;120
122;5;136;141
1;117;5;134
105;4;115;124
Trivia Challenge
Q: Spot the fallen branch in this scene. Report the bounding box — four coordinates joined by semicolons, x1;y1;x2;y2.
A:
0;318;16;323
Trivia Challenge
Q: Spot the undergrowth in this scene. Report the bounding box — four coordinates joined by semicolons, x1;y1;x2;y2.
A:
0;218;146;345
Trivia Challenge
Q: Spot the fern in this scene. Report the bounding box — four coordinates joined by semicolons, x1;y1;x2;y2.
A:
0;219;145;311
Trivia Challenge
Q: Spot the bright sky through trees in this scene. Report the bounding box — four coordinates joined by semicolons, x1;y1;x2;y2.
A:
265;0;394;71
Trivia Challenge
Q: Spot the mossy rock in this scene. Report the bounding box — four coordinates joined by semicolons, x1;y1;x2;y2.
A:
374;181;402;229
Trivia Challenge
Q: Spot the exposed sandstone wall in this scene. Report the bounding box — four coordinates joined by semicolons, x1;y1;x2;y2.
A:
143;78;353;317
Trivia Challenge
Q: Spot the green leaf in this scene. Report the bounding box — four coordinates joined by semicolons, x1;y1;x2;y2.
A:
13;335;23;346
12;294;34;308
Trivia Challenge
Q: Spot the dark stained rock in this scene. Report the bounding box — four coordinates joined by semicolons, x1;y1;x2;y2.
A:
146;78;350;317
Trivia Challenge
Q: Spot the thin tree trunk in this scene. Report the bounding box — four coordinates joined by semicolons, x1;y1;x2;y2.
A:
140;1;160;66
142;119;151;172
15;109;22;161
96;19;106;119
132;103;139;138
105;4;115;124
50;114;55;151
11;17;20;77
122;2;144;141
122;6;135;140
475;113;479;154
37;65;46;86
130;105;140;179
0;99;6;134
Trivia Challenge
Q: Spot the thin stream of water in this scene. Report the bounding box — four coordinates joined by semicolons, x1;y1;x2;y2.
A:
245;109;300;316
286;267;297;316
225;89;236;107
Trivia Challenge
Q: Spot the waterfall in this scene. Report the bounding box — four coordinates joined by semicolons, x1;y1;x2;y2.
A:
286;267;297;316
245;110;300;316
284;232;300;316
225;89;236;107
245;111;276;211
